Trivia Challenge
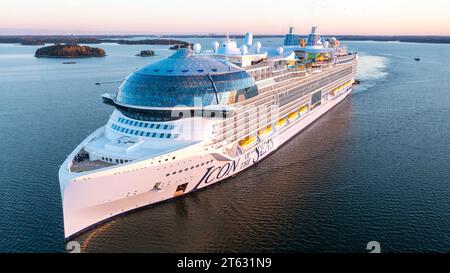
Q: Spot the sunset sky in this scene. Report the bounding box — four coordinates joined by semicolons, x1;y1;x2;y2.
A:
1;0;450;35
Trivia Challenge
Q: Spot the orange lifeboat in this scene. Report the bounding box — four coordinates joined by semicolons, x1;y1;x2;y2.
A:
299;105;309;115
275;118;287;129
258;126;273;139
239;135;257;149
288;112;299;122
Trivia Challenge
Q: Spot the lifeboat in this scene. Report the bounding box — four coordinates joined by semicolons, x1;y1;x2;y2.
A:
239;135;257;149
258;126;273;138
275;118;287;129
288;112;299;122
299;105;309;115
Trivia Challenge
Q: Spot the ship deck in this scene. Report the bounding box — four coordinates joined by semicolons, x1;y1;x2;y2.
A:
70;159;114;173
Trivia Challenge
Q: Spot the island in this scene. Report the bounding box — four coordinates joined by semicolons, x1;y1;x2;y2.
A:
169;43;193;50
136;50;155;57
34;44;106;58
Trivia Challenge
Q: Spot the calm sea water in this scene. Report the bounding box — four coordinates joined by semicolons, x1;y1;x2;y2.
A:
0;39;449;253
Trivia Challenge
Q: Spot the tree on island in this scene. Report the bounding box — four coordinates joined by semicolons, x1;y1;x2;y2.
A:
35;44;106;58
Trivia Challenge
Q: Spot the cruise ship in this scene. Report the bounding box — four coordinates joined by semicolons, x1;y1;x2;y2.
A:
59;27;358;239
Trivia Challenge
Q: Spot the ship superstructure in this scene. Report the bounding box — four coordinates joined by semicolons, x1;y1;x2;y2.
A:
59;27;357;239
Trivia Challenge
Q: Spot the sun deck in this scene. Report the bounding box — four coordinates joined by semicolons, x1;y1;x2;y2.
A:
67;128;199;173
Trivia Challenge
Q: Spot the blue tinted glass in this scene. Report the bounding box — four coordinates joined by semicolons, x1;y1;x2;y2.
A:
116;71;257;107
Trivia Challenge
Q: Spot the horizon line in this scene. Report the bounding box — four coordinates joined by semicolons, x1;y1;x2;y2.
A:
2;33;450;37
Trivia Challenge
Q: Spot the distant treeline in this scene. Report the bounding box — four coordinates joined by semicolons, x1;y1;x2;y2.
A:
160;34;450;44
0;36;190;46
335;35;450;44
0;35;155;45
114;39;189;46
1;35;450;45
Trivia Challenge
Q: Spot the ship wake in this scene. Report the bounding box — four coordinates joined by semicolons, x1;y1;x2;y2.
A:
354;55;389;93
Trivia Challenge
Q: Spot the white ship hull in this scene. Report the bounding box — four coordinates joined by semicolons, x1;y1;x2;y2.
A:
59;88;352;239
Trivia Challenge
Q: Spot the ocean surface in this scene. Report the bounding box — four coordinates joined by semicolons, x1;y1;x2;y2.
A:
0;38;449;253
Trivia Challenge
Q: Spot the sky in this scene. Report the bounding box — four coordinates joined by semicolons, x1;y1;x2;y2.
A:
1;0;450;35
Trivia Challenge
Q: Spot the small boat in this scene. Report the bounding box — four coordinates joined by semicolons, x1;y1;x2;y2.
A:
63;62;77;64
239;136;257;149
414;58;421;61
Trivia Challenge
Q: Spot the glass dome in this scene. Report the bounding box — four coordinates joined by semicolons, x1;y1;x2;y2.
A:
115;49;258;108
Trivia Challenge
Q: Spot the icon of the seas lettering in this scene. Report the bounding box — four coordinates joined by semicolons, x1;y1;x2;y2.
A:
194;140;274;189
197;158;241;187
253;139;274;163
